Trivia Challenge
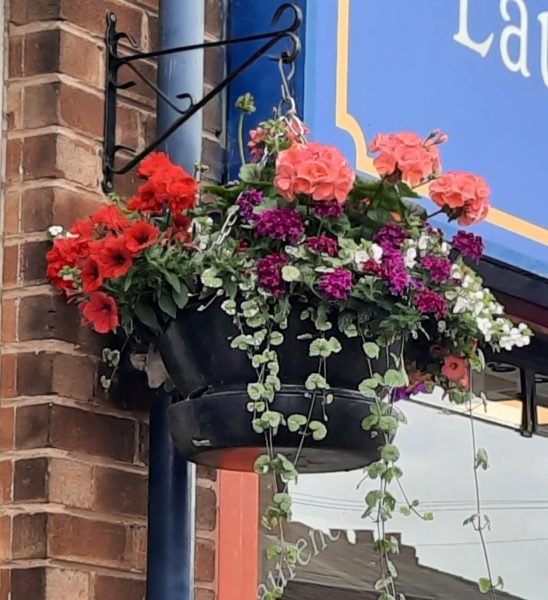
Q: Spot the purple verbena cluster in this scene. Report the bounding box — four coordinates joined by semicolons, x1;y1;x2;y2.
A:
318;268;353;300
451;230;484;263
374;222;410;249
313;200;343;218
236;189;264;221
306;235;339;257
256;253;288;297
255;208;304;243
415;288;447;318
421;255;452;284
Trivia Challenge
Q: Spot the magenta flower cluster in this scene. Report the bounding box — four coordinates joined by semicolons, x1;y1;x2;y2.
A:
451;230;484;263
374;222;410;249
306;236;339;257
256;253;288;297
382;247;410;294
415;288;447;318
421;255;451;283
255;208;304;243
236;189;264;221
313;200;343;219
318;268;353;300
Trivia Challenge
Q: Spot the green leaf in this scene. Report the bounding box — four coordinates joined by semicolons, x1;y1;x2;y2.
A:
281;265;300;282
363;342;380;359
201;267;223;288
305;373;329;390
239;163;263;183
220;299;236;316
361;415;379;430
378;416;399;433
247;383;265;401
361;377;379;389
358;381;377;398
309;421;328;441
266;544;282;560
164;270;182;294
254;454;271;474
134;303;161;332
384;369;406;388
475;448;489;471
367;461;386;479
478;578;492;593
158;293;178;319
287;414;308;433
270;331;284;346
381;444;400;462
172;284;188;309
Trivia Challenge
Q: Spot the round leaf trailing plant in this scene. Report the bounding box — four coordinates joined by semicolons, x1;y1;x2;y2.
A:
46;100;532;599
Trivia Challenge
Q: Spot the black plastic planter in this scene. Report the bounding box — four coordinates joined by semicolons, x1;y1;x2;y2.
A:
158;303;394;473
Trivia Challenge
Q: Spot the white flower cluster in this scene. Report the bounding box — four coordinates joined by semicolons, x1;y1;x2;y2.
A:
354;242;383;268
445;264;531;351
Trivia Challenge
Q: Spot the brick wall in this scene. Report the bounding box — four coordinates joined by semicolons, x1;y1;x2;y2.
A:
0;1;225;598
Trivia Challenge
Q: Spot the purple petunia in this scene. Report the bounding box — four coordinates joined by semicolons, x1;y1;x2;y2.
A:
318;268;353;300
313;200;343;219
255;208;304;243
415;288;447;318
374;222;410;249
421;255;452;284
236;189;264;221
256;253;288;297
382;247;410;295
306;235;339;257
394;382;429;401
451;230;484;263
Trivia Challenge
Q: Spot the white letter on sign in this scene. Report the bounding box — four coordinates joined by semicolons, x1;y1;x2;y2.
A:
454;0;495;57
539;12;548;87
500;0;531;76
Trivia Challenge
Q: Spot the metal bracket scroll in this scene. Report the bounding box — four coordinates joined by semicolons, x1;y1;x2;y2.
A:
102;3;303;193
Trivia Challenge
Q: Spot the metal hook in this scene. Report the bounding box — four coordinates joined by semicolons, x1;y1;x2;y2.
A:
271;3;303;33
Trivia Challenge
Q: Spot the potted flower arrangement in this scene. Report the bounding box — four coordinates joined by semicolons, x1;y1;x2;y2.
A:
46;101;531;599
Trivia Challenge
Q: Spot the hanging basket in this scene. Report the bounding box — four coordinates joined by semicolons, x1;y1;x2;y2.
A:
158;303;397;473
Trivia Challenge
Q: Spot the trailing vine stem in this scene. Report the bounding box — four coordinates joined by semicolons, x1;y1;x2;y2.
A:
467;397;499;600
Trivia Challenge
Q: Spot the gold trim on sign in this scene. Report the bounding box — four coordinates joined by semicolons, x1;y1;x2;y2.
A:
335;0;548;246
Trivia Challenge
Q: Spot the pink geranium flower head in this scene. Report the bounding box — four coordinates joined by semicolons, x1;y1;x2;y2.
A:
274;141;355;204
429;171;490;226
370;131;444;187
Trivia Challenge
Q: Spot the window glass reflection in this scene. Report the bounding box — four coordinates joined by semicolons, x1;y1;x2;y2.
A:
259;401;548;600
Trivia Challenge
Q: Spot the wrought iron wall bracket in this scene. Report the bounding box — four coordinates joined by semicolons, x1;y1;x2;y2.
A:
102;3;302;193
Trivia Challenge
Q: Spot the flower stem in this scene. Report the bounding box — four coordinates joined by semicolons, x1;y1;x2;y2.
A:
238;112;246;166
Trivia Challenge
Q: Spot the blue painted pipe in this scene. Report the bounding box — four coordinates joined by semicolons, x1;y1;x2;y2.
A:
147;1;204;599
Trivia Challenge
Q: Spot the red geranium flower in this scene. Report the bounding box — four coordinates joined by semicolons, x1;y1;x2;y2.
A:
91;205;130;231
94;235;134;278
69;218;94;242
136;152;173;179
127;179;165;214
81;292;119;334
124;221;160;253
46;237;86;291
81;257;104;293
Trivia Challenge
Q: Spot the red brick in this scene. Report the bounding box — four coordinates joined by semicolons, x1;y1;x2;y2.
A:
59;84;103;138
21;240;49;284
49;405;136;462
48;514;128;565
205;0;224;39
24;30;61;76
195;589;215;600
0;461;13;504
93;467;147;517
52;354;97;400
3;191;20;234
204;46;224;87
2;298;17;342
21;187;54;233
15;403;51;448
17;353;55;397
93;575;145;600
8;36;23;78
10;568;46;600
62;1;143;41
22;81;59;129
59;30;103;87
195;538;215;583
10;0;61;24
0;569;10;600
137;422;149;465
196;486;217;531
129;525;147;571
12;513;47;559
51;187;104;229
0;407;15;450
49;458;93;509
202;137;224;182
46;567;90;600
6;138;22;183
117;104;141;150
118;59;157;104
0;356;17;398
22;134;57;179
7;85;23;130
197;465;217;481
13;458;48;502
0;517;11;560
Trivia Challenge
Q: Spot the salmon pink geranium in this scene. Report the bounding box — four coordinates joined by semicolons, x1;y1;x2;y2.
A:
274;141;355;203
429;171;490;225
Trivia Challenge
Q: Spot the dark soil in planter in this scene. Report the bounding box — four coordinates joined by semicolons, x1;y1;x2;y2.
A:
157;302;399;473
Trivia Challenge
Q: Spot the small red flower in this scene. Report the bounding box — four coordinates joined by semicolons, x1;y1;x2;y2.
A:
46;237;86;291
81;292;119;334
94;236;134;278
441;355;469;388
136;152;173;179
124;221;160;253
91;205;130;231
69;218;94;242
81;258;104;293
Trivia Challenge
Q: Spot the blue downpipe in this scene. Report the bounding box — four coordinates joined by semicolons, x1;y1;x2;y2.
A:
147;1;204;599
